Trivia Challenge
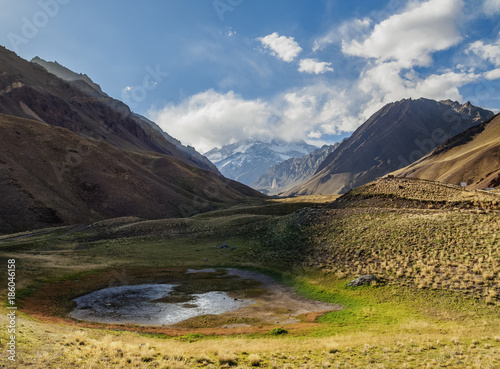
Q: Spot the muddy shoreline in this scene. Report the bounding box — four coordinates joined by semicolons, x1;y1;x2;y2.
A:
21;267;342;336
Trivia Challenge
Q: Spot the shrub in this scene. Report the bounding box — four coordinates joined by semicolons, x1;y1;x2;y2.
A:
269;327;288;335
177;333;206;342
248;354;262;366
218;352;238;366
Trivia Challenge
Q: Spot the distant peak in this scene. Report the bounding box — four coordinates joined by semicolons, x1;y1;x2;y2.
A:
31;56;106;97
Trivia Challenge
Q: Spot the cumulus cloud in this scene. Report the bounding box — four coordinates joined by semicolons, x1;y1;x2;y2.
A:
307;131;323;139
148;84;364;152
484;68;500;80
269;83;364;140
226;27;237;37
148;90;276;153
257;32;302;62
298;59;334;74
467;35;500;66
342;0;464;68
466;33;500;80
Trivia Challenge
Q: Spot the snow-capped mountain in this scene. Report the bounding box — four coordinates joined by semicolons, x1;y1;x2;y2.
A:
204;139;318;186
253;143;340;195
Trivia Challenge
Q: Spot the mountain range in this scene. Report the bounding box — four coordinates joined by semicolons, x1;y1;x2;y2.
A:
1;43;498;234
0;46;262;233
204;139;317;186
253;143;339;195
285;98;493;195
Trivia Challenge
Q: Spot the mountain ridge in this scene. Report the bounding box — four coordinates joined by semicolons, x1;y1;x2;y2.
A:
392;113;500;189
29;55;218;173
30;56;107;97
253;143;340;195
285;98;494;196
0;46;263;233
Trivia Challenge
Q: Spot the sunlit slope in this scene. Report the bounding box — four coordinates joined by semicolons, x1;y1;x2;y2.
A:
393;114;500;189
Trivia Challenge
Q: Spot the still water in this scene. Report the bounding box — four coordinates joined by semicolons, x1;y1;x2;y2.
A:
71;283;252;325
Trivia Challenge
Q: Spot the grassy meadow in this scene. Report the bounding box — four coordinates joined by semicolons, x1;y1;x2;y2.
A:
0;179;499;368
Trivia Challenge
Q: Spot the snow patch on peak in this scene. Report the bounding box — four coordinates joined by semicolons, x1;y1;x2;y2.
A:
205;139;317;186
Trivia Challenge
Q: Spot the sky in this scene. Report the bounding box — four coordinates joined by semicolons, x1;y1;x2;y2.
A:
1;0;500;153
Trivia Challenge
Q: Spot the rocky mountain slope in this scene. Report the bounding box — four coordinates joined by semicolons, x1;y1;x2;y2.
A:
0;47;263;233
132;113;216;172
285;98;493;195
392;113;500;189
31;56;107;97
205;139;317;186
253;143;339;195
0;46;216;172
30;56;217;173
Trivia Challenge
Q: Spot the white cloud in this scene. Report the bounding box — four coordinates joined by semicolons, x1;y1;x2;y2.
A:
148;90;276;153
466;35;500;66
483;0;500;14
342;0;464;68
147;84;363;152
484;68;500;80
313;18;372;52
257;32;302;62
278;83;362;136
307;131;323;139
148;0;489;153
226;27;237;37
358;63;478;116
298;59;334;74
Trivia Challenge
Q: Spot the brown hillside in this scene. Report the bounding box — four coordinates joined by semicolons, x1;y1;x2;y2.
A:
0;46;216;172
285;98;493;196
0;113;262;234
393;114;500;190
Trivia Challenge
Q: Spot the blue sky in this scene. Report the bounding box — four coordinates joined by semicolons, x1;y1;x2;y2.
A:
1;0;500;152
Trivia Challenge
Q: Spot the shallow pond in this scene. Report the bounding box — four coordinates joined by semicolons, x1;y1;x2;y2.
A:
71;283;252;325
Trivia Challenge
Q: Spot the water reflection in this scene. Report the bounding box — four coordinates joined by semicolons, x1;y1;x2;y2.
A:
71;283;252;325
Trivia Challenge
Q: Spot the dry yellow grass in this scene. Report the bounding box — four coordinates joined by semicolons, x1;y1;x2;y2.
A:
392;113;500;190
1;310;498;368
271;194;341;204
298;178;500;302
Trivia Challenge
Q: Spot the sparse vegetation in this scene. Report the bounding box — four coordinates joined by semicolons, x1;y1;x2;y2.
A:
248;353;262;366
301;179;500;302
1;178;499;368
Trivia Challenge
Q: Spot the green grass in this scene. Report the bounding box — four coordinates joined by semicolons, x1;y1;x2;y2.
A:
268;327;288;335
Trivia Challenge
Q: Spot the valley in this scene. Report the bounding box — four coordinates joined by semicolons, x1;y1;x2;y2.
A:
1;5;500;367
1;179;499;368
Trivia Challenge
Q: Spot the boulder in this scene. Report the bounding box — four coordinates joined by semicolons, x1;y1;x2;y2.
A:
347;275;380;287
